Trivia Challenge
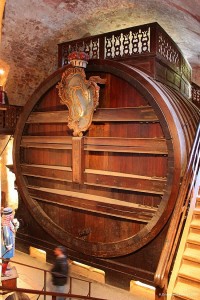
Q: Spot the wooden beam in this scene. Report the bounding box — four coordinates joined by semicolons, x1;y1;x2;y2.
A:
21;136;167;154
72;137;84;183
94;107;158;122
21;164;72;181
85;137;167;154
21;136;72;144
26;106;159;123
21;164;166;194
84;169;166;195
27;185;157;223
21;136;72;149
20;143;72;149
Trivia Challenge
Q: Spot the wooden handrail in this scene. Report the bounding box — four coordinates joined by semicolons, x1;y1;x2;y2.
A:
0;259;107;300
0;104;22;134
154;123;200;298
0;286;105;300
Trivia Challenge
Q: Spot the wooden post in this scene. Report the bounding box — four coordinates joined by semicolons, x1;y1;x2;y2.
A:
72;137;84;184
155;285;167;300
0;156;1;278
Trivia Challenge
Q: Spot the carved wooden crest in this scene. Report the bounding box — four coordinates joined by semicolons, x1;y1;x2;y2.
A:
57;67;106;137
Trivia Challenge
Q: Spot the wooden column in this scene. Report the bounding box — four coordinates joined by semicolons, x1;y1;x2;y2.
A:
72;137;84;184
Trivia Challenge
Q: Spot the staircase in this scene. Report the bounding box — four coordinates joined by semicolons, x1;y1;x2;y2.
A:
168;191;200;299
154;123;200;300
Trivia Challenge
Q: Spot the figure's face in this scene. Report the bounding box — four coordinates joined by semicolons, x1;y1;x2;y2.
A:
54;247;62;256
3;212;14;220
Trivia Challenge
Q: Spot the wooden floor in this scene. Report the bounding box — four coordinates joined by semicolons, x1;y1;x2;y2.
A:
1;250;155;300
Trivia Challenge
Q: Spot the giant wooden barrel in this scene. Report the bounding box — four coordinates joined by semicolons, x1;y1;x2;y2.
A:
13;59;200;257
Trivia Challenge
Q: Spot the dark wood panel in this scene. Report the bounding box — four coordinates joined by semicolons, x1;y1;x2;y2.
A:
85;152;168;177
36;85;63;110
88;122;164;138
26;106;159;123
22;148;72;166
27;185;157;222
26;123;70;136
98;72;149;108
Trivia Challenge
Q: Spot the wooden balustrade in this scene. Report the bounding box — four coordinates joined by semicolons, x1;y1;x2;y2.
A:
154;123;200;299
0;104;23;134
58;22;191;99
0;259;107;300
192;82;200;109
58;22;191;81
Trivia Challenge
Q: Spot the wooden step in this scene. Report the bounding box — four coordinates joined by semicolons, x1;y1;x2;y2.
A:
190;216;200;230
194;207;200;215
187;229;200;245
173;278;200;300
183;245;200;264
196;197;200;208
179;260;200;283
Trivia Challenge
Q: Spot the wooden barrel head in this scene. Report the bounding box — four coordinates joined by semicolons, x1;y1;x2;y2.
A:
13;60;199;257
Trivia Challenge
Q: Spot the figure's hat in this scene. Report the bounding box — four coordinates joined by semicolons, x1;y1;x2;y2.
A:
68;51;90;68
3;207;13;215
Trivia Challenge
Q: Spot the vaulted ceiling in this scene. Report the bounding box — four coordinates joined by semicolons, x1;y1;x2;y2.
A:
0;0;200;106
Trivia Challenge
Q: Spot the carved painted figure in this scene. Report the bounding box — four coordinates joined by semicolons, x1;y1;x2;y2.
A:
1;207;19;276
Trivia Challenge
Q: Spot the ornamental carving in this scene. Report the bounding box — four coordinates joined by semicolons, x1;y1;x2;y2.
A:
57;65;106;137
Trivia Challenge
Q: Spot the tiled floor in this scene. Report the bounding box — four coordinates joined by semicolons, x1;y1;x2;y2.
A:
1;250;154;300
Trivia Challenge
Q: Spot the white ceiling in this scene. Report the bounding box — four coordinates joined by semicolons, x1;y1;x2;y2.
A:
0;0;200;105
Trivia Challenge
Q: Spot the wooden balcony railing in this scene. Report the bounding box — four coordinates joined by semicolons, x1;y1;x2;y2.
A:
0;259;107;300
58;22;191;83
0;104;23;135
192;82;200;109
154;123;200;299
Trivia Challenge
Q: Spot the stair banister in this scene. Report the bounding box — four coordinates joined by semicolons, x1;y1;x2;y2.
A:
0;285;106;299
154;123;200;299
0;258;107;300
